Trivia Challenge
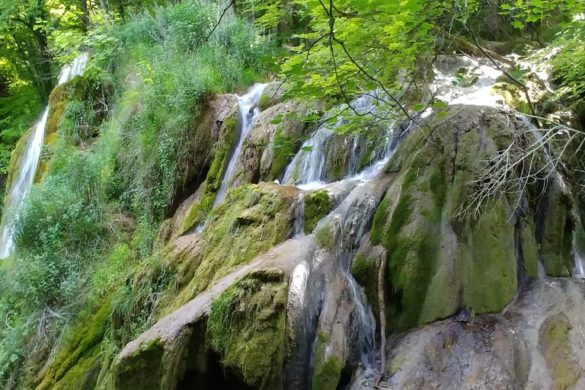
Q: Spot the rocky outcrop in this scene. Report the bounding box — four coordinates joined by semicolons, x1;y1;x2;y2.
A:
231;100;317;186
161;94;239;237
159;182;302;314
114;237;317;389
365;105;582;334
378;278;585;390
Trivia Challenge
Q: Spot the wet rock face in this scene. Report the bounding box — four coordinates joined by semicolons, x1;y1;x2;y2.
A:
231;100;317;186
380;279;585;390
159;182;302;314
366;105;581;333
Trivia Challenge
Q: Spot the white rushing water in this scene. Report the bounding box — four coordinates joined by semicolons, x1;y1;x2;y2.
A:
431;55;505;107
573;225;585;278
0;54;88;259
283;94;395;191
213;83;267;207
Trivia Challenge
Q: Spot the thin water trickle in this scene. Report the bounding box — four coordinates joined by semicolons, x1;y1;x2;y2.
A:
213;83;267;207
293;193;305;237
0;54;89;259
573;229;585;278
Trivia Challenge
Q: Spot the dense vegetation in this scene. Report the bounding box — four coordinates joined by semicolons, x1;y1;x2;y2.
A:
0;0;583;387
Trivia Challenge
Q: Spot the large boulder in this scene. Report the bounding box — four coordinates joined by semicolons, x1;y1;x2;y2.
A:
367;105;579;333
379;279;585;389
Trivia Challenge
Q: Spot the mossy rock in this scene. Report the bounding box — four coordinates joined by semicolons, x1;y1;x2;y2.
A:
315;220;337;250
492;81;531;114
540;181;574;277
162;183;300;313
368;106;543;333
47;76;91;142
258;82;285;111
179;110;238;234
351;253;380;316
114;338;165;389
538;312;582;389
304;190;333;234
35;299;112;390
311;332;342;390
207;268;287;389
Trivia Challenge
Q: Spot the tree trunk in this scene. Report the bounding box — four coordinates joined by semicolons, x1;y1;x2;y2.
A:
34;29;53;102
80;0;90;33
117;0;125;20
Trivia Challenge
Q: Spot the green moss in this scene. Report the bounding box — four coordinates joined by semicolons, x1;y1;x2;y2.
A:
324;135;350;181
541;185;573;277
207;268;287;389
370;194;392;246
304;190;333;234
465;199;517;314
311;333;342;390
179;115;238;233
47;76;90;139
492;82;531;114
165;183;297;312
378;162;448;331
522;220;539;278
36;299;112;389
258;94;273;111
315;220;336;250
114;338;165;389
351;254;379;314
269;129;296;181
388;354;406;375
539;313;582;390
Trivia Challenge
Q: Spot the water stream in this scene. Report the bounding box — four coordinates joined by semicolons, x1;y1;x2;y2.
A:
0;54;88;259
280;54;561;385
213;83;267;207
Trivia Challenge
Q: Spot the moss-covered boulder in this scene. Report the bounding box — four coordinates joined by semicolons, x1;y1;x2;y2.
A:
539;312;582;389
33;300;112;390
382;279;585;389
303;189;333;234
258;82;286;111
539;179;575;276
207;268;288;389
161;182;301;313
47;76;91;144
174;96;239;235
368;105;577;333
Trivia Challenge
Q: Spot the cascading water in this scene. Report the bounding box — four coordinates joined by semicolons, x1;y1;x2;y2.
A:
283;94;395;190
282;126;334;187
213;83;267;207
0;54;88;259
281;55;544;387
431;55;505;107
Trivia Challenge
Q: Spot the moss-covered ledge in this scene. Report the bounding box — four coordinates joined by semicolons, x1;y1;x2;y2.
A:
112;237;316;390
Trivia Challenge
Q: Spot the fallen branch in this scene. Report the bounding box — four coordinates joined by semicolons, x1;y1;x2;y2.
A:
375;255;387;387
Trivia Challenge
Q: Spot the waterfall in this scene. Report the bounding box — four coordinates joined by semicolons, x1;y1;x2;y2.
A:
572;219;585;278
282;94;392;190
431;55;505;107
0;54;89;259
282;126;334;187
213;83;267;207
